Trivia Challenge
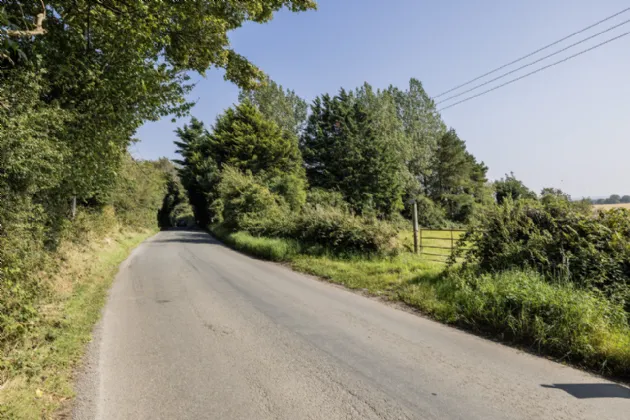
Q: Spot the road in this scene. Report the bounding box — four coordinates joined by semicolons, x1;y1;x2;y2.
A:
73;229;630;420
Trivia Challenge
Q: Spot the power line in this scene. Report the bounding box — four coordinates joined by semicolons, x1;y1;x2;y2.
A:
434;6;630;99
436;17;630;105
438;30;630;112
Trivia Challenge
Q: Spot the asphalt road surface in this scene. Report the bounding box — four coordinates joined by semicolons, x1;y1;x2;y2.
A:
73;229;630;420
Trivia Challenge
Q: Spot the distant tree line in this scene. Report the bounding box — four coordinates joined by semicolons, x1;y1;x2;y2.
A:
590;195;630;205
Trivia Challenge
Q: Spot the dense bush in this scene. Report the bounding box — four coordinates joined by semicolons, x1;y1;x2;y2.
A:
457;197;630;309
291;205;397;254
213;166;294;234
306;188;350;211
214;168;397;254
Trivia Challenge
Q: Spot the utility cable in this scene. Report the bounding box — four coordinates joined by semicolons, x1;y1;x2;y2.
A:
434;7;630;98
438;31;630;112
437;17;630;104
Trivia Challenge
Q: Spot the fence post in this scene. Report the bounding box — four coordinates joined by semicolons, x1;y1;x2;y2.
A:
450;229;454;257
412;200;419;254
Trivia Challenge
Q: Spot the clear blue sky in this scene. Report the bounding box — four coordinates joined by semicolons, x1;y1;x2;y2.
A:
135;0;630;198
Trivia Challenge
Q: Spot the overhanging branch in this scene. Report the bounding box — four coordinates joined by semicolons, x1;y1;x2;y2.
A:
6;1;46;37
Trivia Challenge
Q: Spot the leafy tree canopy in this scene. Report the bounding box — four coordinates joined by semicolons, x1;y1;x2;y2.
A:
239;78;308;136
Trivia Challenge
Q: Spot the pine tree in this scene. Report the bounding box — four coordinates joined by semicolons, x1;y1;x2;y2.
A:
429;129;488;221
301;89;404;216
174;118;218;226
209;100;303;177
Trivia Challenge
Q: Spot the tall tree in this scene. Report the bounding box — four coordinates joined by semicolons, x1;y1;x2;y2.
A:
388;78;446;195
301;89;404;216
239;78;308;136
174;118;218;226
210;100;303;177
428;129;488;221
175;102;305;224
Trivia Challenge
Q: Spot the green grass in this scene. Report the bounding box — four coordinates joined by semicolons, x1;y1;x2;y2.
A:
0;227;156;419
212;228;630;381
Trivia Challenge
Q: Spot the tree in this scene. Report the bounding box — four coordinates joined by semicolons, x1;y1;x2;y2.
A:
608;194;622;204
494;173;536;204
301;89;404;216
387;78;446;195
621;195;630;204
239;78;308;136
427;129;488;222
175;102;305;224
541;188;571;201
174;118;218;226
210;100;303;177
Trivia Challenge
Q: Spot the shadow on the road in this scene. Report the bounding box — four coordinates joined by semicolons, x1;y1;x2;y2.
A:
541;383;630;399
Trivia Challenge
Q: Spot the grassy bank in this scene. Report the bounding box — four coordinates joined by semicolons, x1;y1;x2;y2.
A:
211;227;630;380
0;225;155;419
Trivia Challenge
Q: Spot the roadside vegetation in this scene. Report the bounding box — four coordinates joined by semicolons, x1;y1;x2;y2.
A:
3;3;630;415
1;1;314;417
177;77;630;380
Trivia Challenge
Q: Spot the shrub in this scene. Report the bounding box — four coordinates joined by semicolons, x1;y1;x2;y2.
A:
292;205;397;254
306;188;350;212
457;198;630;309
414;195;447;228
214;166;293;236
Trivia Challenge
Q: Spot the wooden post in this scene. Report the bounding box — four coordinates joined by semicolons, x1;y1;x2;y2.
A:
450;229;454;257
412;201;419;254
71;196;77;220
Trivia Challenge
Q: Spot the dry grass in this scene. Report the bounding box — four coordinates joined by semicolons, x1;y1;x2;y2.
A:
0;226;156;419
593;203;630;212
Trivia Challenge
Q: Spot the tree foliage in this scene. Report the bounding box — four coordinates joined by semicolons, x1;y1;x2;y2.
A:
428;129;489;222
494;172;537;204
592;194;630;205
239;78;308;136
176;101;306;225
457;198;630;311
0;0;314;355
301;89;404;216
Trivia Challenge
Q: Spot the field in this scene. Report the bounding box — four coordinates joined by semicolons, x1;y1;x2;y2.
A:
593;203;630;211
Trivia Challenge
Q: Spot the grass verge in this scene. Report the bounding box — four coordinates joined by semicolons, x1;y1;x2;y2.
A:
211;227;630;381
0;227;155;419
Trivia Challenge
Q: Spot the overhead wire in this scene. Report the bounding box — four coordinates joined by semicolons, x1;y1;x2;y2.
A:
438;31;630;112
434;6;630;99
436;17;630;105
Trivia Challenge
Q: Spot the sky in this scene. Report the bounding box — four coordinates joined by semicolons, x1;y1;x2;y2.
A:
134;0;630;198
